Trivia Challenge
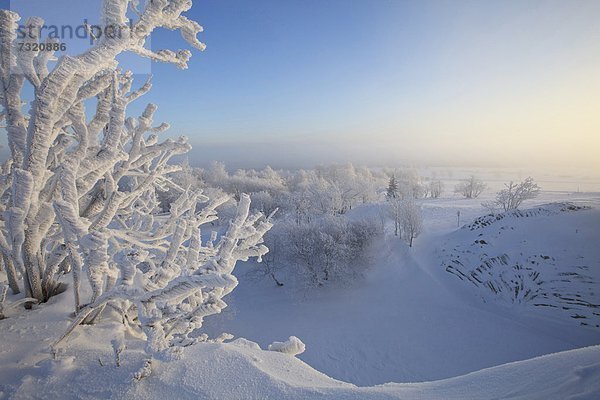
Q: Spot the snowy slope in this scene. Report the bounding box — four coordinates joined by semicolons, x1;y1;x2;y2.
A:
434;203;600;328
202;199;600;386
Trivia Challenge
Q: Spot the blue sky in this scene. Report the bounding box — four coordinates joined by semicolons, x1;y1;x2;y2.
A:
3;0;600;169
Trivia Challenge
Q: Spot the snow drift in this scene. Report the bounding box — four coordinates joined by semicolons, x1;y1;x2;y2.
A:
4;339;600;399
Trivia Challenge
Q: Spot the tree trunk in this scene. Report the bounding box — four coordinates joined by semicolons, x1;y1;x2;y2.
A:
22;234;44;301
2;255;20;294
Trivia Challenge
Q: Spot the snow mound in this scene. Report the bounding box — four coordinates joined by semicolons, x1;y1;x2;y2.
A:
268;336;306;356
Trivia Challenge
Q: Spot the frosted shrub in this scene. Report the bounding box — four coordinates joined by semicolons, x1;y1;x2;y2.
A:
274;216;382;288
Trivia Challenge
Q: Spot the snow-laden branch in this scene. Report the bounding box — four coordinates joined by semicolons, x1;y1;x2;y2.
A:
0;1;272;360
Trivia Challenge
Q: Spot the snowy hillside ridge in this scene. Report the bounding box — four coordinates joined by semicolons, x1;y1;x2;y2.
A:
464;202;590;230
438;205;600;328
4;339;600;399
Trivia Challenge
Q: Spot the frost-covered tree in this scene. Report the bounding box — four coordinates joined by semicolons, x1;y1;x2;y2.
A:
314;163;378;212
388;197;422;245
280;216;381;288
386;175;399;199
384;169;427;200
429;179;443;198
155;159;203;212
281;190;310;226
485;177;541;211
400;199;422;247
0;1;272;359
455;175;486;199
198;163;382;223
250;190;279;216
387;196;402;237
306;177;343;216
204;161;229;186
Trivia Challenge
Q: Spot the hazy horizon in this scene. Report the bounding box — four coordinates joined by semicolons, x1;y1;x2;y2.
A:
163;0;600;172
2;0;599;173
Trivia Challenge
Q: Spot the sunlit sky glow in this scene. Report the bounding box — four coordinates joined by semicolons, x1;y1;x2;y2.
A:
3;0;600;170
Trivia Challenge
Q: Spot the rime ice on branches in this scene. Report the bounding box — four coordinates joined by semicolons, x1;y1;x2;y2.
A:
0;1;272;358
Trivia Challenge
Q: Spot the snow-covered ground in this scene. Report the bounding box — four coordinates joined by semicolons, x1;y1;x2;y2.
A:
1;284;599;399
203;191;600;386
4;331;600;399
1;190;599;398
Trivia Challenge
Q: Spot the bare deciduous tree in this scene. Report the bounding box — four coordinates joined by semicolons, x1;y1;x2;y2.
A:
429;179;444;198
484;177;541;212
400;199;423;247
387;196;402;237
455;176;486;199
